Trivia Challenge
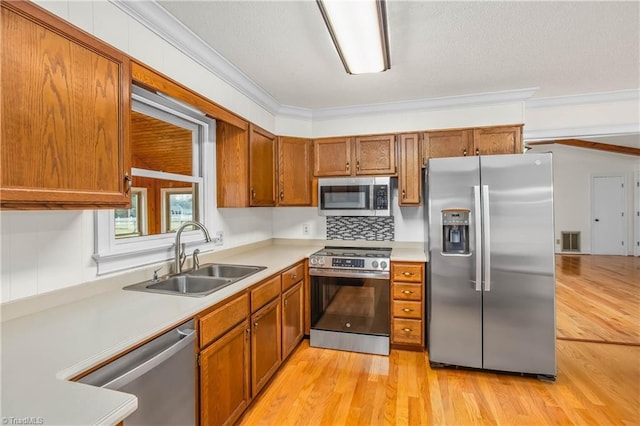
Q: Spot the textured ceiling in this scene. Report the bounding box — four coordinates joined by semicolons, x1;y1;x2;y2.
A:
157;0;639;110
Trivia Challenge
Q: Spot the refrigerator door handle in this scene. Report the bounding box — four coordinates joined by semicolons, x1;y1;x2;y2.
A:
482;184;491;292
473;185;482;291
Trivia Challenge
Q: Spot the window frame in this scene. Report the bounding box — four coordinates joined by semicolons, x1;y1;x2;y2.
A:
93;87;216;275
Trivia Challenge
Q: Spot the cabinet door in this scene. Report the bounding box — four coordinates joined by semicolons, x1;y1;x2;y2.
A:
200;320;251;426
251;297;282;397
312;137;352;177
398;133;421;205
282;281;304;360
423;130;473;164
278;137;312;206
354;134;396;175
1;1;131;209
249;124;276;206
216;122;250;208
473;125;523;155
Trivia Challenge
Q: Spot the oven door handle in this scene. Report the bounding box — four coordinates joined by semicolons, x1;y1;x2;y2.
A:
309;268;390;280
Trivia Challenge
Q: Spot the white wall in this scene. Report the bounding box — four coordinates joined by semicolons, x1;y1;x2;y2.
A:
527;144;640;254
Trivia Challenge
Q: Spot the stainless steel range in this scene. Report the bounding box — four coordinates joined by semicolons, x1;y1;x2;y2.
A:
309;246;391;355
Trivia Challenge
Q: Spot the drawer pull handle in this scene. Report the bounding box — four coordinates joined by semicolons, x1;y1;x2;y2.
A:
402;308;413;312
402;327;412;332
292;274;297;280
402;290;413;294
402;271;414;276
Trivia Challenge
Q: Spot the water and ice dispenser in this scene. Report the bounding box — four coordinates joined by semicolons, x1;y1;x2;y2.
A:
442;209;470;254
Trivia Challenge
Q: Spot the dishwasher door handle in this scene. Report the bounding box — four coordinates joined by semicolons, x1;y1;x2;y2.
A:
103;328;196;390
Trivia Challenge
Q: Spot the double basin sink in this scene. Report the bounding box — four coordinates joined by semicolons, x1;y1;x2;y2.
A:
124;264;266;297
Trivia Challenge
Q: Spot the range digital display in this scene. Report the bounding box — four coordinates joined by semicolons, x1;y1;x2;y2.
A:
332;258;365;268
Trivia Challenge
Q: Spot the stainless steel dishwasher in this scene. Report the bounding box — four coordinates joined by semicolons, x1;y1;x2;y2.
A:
79;319;196;426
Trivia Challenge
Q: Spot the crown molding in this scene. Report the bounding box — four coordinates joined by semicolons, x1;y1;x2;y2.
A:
109;0;281;115
311;88;538;121
277;104;314;120
524;123;640;141
525;89;640;109
109;0;638;124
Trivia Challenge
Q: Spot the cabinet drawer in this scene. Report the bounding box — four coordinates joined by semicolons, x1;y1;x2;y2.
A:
392;263;424;283
392;318;423;346
281;262;304;292
392;283;422;301
251;275;281;312
199;293;249;348
392;300;422;319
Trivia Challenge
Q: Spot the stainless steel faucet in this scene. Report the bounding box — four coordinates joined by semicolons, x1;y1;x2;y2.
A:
174;221;212;274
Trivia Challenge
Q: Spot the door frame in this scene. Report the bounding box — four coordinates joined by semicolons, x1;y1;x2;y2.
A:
635;169;640;257
590;174;627;255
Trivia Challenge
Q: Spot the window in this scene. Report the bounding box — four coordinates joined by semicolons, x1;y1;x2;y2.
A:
162;188;195;233
114;188;147;238
94;86;215;275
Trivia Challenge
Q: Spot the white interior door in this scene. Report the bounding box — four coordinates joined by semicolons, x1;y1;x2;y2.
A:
592;176;626;255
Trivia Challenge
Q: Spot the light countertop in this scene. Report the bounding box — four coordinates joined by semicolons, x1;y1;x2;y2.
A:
0;240;425;425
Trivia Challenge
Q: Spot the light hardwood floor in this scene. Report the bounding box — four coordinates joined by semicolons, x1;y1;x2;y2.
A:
238;255;640;425
556;254;640;345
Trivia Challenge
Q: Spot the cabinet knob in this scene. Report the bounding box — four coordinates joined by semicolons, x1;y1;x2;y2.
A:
280;191;284;200
402;190;406;199
402;290;413;294
346;162;350;171
463;148;467;156
251;189;256;199
284;299;288;307
254;322;258;328
356;161;360;172
402;271;414;276
402;327;412;332
124;173;132;195
475;148;480;156
402;308;413;312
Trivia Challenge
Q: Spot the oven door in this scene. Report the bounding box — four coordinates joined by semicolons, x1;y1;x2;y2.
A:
310;269;390;337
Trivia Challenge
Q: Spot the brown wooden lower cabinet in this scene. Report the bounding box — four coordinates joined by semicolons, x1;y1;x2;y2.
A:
200;320;251;426
251;297;282;397
390;262;426;349
282;281;304;360
196;262;306;424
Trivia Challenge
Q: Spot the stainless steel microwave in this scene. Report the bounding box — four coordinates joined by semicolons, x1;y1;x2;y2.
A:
318;177;392;216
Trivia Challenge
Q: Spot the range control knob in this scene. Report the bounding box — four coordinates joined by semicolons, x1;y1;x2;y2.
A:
380;261;388;270
310;257;318;266
318;257;325;265
371;260;379;268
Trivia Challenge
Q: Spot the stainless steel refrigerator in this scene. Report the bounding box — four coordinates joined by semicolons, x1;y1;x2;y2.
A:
426;153;556;379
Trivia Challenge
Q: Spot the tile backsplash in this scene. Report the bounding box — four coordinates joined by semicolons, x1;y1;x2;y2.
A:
327;216;395;241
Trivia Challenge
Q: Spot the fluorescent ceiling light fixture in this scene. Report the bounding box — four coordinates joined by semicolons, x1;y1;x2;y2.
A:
317;0;390;74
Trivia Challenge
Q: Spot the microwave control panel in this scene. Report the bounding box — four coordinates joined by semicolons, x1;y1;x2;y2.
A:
373;185;388;210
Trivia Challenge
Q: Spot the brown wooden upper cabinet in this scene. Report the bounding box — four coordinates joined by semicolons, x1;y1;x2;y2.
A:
473;125;523;156
422;129;474;164
249;124;277;206
313;134;397;177
422;125;523;166
1;1;131;209
277;137;312;206
398;133;422;206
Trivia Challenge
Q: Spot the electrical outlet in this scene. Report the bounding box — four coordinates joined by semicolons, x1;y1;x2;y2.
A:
302;223;310;236
214;231;224;246
555;239;560;245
